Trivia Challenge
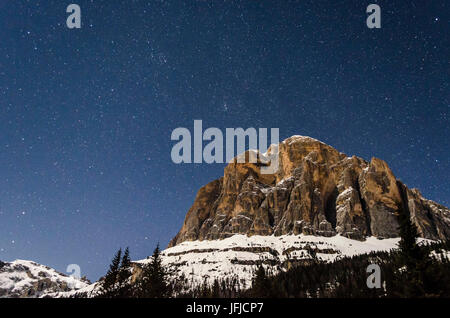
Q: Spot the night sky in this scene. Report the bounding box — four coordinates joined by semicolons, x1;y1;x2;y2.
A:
0;0;448;280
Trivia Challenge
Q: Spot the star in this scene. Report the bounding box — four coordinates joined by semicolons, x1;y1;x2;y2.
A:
0;0;447;282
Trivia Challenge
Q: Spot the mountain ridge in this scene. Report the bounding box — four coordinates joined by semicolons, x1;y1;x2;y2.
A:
169;135;450;247
0;259;89;298
2;135;449;297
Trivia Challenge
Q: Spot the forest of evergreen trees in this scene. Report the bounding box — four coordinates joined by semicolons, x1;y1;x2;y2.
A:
89;209;450;298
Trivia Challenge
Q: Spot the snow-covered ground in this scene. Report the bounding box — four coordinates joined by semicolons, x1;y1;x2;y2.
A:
136;234;416;288
43;281;101;298
0;260;90;298
2;234;435;297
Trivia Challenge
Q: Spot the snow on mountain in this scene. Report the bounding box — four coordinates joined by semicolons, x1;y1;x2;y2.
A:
5;234;434;298
43;281;101;298
136;234;431;289
0;260;90;298
169;135;450;248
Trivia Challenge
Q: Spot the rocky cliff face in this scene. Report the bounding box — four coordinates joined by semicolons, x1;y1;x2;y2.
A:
170;136;450;247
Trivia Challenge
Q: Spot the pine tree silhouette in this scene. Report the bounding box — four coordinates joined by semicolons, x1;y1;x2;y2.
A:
396;181;429;297
251;265;270;297
102;248;122;296
138;244;169;298
116;247;132;297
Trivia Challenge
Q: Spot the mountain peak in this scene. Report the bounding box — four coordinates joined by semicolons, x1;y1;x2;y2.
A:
169;135;450;247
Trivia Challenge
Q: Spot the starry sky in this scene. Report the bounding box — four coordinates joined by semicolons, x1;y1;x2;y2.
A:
0;0;448;280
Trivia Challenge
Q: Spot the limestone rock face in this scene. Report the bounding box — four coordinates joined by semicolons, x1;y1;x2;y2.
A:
169;136;450;247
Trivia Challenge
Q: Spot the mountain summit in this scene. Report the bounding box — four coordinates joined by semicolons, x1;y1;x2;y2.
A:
170;136;450;247
4;136;448;297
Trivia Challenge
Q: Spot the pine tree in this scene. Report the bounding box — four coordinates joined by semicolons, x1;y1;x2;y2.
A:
121;247;131;268
138;244;170;298
102;248;122;296
118;247;131;283
116;247;132;297
251;265;270;297
396;181;430;297
211;279;221;297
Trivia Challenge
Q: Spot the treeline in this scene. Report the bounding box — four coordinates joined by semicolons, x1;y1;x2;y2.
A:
239;209;450;298
94;244;174;298
243;242;450;298
94;242;449;298
94;208;450;298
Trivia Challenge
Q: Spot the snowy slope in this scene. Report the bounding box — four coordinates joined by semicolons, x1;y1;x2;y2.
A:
6;234;432;298
43;281;101;298
136;234;429;289
0;260;90;298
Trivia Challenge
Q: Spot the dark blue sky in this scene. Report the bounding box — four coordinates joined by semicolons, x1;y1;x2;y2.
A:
0;0;448;280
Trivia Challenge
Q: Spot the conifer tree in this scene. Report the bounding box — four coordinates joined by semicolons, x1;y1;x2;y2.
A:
118;247;131;283
121;247;131;268
102;248;122;296
395;181;430;297
138;244;169;298
211;279;221;297
117;247;132;297
251;265;270;297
